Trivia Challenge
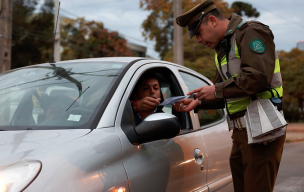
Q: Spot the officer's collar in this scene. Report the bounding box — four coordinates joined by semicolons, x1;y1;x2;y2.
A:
215;15;243;51
224;14;243;37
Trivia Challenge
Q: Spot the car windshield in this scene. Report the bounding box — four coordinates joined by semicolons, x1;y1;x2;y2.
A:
0;61;127;130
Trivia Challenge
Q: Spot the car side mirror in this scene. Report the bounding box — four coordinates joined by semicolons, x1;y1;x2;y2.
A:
135;113;180;140
121;101;180;145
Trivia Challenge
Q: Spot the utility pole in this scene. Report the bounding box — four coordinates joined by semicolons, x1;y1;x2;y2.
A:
0;0;13;72
54;0;61;62
173;0;184;66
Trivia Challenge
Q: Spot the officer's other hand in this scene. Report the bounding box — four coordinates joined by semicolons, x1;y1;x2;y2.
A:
138;97;161;112
173;99;201;112
188;85;216;101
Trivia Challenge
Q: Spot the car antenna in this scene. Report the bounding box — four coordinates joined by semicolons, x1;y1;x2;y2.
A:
49;1;61;66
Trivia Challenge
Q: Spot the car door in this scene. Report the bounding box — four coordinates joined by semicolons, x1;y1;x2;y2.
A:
114;62;209;192
177;70;233;192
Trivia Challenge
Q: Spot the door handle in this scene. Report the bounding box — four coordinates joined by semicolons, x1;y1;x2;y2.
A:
194;148;204;165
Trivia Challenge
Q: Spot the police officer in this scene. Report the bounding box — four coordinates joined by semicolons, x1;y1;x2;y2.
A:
173;0;285;191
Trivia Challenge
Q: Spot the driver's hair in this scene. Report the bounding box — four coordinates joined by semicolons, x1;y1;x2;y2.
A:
133;72;161;94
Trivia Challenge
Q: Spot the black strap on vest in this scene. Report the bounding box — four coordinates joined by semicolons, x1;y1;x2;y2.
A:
224;37;232;78
217;35;233;79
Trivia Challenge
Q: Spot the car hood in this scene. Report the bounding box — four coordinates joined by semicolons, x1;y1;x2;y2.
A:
0;129;91;166
0;128;129;192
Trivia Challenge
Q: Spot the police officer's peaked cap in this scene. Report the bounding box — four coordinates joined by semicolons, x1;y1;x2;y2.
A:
176;0;216;39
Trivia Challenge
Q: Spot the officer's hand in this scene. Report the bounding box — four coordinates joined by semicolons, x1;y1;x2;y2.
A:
137;97;161;112
188;85;216;101
173;99;201;112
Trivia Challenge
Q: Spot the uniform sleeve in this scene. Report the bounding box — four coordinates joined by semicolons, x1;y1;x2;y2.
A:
214;68;222;84
214;22;276;99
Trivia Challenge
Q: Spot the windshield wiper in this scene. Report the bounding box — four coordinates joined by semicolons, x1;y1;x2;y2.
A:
66;86;90;111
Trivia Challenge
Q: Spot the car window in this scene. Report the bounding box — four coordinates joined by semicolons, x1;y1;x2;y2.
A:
179;71;224;128
161;87;172;113
129;68;192;131
0;62;127;130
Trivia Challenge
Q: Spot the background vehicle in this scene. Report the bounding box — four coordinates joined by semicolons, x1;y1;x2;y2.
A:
0;57;233;192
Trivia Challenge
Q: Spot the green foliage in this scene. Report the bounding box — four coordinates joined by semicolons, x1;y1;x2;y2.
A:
140;0;174;59
164;31;216;81
231;1;260;18
140;0;245;81
12;0;133;69
152;0;232;81
140;0;259;79
61;18;133;60
279;49;304;99
279;48;304;121
140;0;233;60
12;0;54;68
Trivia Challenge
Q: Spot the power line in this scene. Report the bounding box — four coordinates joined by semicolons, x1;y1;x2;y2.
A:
64;0;125;9
121;35;155;49
61;8;78;18
31;2;157;54
12;31;52;43
12;29;133;56
251;3;304;30
59;8;156;49
12;18;155;53
69;0;77;15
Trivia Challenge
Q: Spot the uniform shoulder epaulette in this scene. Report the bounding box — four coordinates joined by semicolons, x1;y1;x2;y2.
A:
236;21;246;30
247;21;269;29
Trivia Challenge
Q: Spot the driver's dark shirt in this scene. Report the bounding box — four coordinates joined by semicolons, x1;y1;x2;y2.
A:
131;102;163;126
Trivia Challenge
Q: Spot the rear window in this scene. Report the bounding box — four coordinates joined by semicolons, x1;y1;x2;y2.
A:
0;62;127;130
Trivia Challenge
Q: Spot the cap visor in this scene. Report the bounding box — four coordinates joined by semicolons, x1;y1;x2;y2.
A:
189;15;203;39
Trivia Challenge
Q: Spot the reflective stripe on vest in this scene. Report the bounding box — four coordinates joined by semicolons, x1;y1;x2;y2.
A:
215;31;283;114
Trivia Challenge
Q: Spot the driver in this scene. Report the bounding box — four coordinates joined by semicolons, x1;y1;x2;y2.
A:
130;72;164;125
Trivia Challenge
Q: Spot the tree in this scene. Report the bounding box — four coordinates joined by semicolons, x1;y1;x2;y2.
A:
12;0;133;69
141;0;232;80
231;1;259;18
279;48;304;120
140;0;233;59
164;31;216;80
61;18;133;60
12;0;54;69
140;1;260;81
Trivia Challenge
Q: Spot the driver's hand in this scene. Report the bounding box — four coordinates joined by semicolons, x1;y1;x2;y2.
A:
137;97;161;112
173;99;201;112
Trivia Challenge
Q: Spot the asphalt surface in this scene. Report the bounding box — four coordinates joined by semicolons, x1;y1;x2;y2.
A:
274;141;304;192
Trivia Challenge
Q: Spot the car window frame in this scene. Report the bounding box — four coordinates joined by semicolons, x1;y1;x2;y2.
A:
115;62;206;139
177;70;226;131
128;66;193;133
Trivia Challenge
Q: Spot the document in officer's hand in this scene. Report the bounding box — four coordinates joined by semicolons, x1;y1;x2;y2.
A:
158;93;196;106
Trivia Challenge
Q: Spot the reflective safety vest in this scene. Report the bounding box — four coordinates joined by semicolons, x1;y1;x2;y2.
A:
215;25;283;115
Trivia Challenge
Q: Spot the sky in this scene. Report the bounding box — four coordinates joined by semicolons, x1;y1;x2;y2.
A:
38;0;304;59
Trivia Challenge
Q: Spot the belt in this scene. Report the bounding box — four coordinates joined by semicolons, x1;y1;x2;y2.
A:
227;116;246;131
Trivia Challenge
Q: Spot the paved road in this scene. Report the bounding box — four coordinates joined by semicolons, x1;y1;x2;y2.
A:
274;141;304;192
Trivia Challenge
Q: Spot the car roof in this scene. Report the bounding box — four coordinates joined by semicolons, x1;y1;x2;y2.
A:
56;57;147;64
7;57;204;81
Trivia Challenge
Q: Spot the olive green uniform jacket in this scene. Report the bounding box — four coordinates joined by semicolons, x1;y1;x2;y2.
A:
202;15;277;119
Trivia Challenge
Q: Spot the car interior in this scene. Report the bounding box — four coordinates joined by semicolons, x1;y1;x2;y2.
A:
128;67;192;132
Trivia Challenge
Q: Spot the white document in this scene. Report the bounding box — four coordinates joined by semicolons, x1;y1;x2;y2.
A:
158;93;196;106
68;114;82;122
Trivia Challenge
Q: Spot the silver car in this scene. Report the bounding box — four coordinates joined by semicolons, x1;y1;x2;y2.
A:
0;57;233;192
